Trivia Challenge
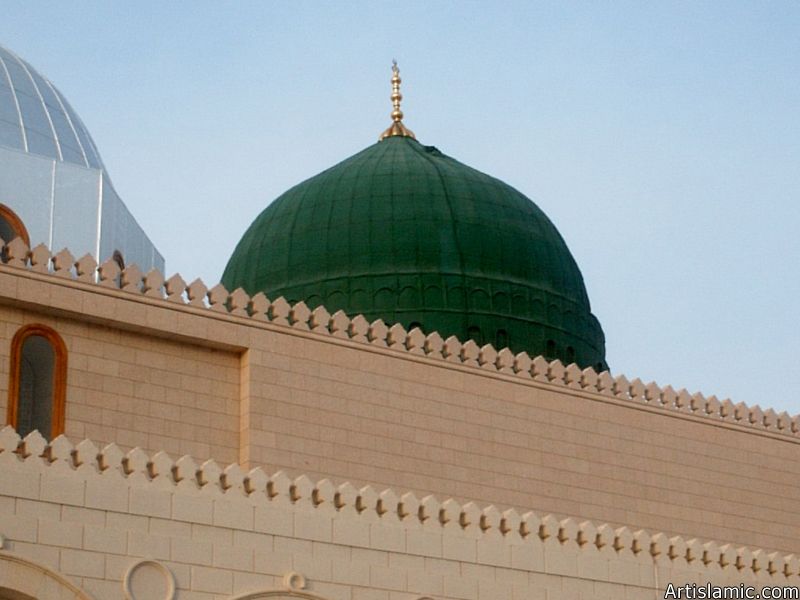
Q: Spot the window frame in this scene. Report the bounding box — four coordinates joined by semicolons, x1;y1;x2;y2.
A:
0;203;30;246
7;324;68;439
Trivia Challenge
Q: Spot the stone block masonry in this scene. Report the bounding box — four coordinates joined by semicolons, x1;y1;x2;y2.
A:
1;239;800;557
1;426;799;600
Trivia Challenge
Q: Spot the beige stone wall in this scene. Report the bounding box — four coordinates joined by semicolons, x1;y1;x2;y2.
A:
245;328;800;555
0;302;241;465
1;245;800;558
2;427;797;600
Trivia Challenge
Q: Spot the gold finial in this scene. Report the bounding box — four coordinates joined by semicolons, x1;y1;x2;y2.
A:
379;60;416;141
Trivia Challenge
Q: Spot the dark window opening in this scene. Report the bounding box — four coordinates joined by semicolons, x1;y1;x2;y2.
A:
0;204;30;263
566;346;576;364
496;329;508;349
17;336;55;438
8;325;67;440
112;250;125;271
467;326;483;346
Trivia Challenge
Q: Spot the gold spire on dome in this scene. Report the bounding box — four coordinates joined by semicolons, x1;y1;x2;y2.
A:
379;60;416;141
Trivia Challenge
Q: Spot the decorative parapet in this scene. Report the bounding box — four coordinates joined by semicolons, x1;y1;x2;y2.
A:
0;425;798;584
1;238;797;440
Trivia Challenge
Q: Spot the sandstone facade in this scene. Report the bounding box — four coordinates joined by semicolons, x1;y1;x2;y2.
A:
1;241;798;599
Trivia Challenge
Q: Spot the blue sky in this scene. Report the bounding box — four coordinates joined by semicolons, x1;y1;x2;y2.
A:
2;2;799;413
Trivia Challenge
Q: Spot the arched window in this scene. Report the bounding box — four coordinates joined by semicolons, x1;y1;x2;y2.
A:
7;324;67;440
566;345;576;364
495;328;508;349
0;204;30;246
467;325;483;345
112;249;125;270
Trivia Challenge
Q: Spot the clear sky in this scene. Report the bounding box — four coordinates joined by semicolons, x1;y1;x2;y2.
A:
2;2;799;414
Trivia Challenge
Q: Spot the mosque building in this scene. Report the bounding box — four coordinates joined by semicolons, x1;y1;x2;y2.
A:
0;46;798;600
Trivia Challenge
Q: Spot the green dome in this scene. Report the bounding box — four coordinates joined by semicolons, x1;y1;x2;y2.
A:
222;136;607;370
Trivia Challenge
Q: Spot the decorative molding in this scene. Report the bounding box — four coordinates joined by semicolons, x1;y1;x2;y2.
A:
230;591;327;600
0;550;95;600
1;425;798;583
282;572;307;591
122;559;176;600
0;239;795;441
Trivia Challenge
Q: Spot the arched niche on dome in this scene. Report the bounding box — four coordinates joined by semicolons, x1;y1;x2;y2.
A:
0;552;93;600
423;285;443;307
492;290;510;313
398;285;419;309
350;288;368;308
469;288;490;311
373;287;394;310
325;290;347;310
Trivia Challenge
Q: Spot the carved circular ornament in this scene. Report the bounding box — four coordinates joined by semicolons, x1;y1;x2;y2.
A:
229;572;325;600
283;571;307;591
123;559;176;600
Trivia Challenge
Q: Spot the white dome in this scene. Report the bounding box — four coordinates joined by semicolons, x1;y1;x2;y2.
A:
0;42;164;273
0;44;103;169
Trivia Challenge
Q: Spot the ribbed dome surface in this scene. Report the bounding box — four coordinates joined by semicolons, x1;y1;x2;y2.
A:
223;136;606;369
0;44;103;168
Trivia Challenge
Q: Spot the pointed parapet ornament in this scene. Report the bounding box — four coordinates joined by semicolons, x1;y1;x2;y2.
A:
379;60;416;141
